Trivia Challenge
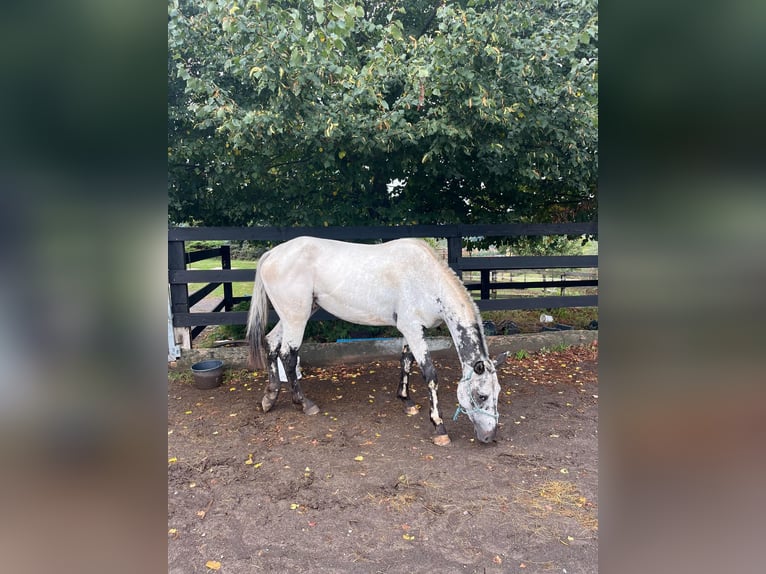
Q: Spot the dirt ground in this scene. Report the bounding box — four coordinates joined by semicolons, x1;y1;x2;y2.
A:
168;343;598;573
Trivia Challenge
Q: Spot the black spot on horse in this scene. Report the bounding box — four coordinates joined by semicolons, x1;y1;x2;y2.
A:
455;323;484;365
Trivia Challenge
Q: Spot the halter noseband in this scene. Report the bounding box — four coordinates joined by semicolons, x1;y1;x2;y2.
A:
452;364;499;422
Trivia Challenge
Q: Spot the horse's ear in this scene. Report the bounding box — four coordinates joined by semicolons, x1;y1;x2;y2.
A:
493;352;508;368
473;360;485;374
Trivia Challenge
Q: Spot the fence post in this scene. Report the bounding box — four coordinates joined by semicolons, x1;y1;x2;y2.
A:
447;235;462;275
221;245;233;312
168;239;192;350
480;270;491;300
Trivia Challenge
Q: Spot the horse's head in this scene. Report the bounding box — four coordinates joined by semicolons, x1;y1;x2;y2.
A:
456;352;508;443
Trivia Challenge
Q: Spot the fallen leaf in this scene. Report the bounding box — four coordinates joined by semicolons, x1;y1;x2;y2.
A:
197;510;206;518
290;503;299;510
168;457;178;464
493;555;502;564
402;533;415;541
205;560;221;570
354;456;364;461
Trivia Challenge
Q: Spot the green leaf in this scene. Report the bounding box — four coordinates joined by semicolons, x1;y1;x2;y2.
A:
389;22;402;41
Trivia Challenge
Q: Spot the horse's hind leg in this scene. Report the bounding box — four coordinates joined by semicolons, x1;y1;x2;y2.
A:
281;346;319;415
261;324;283;413
397;345;419;416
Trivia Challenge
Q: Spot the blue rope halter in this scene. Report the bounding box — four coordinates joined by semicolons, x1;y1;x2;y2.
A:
452;364;499;422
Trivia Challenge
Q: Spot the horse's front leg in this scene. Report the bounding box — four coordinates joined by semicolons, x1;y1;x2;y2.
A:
419;356;450;446
398;326;451;446
397;345;419;416
282;347;320;416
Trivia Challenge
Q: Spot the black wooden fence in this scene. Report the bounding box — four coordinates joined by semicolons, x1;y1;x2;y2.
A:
168;223;597;340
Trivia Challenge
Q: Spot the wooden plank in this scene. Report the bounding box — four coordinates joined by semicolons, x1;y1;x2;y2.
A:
173;294;597;328
168;222;597;242
458;255;597;271
185;247;224;264
480;270;491;300
173;311;249;327
174;309;359;328
447;236;462;273
168;225;454;242
465;279;598;290
168;241;189;314
476;295;597;311
221;245;233;311
188;281;221;307
191;325;206;339
462;222;597;237
169;269;256;284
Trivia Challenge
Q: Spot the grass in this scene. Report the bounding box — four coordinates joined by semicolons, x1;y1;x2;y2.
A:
187;258;255;299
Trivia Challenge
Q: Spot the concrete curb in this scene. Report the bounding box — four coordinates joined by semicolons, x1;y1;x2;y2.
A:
173;330;598;370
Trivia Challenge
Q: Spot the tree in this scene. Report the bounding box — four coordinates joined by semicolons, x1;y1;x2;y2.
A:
168;0;597;231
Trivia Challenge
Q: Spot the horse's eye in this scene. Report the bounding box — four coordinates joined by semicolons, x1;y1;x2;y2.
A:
478;394;489;402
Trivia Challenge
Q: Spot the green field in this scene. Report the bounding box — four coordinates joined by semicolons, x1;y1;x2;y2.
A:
188;258;255;299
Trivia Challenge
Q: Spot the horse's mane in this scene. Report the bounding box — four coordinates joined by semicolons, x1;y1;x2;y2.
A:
406;239;489;351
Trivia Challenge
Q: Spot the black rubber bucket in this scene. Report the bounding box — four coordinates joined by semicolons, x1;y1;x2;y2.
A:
191;360;224;390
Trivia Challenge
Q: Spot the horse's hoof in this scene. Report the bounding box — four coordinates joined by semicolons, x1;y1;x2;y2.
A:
404;405;419;416
432;434;451;446
303;401;320;416
262;398;274;413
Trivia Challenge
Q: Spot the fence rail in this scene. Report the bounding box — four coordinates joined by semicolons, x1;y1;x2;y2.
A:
168;223;597;345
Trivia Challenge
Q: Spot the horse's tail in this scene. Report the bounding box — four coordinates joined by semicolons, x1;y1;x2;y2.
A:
246;252;270;371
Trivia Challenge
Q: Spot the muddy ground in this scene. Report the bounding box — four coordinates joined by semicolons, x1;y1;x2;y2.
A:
168;343;598;573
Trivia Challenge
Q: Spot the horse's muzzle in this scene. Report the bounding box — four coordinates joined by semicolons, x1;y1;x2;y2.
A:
476;428;497;443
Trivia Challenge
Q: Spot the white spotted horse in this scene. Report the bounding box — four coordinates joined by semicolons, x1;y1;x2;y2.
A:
246;236;507;445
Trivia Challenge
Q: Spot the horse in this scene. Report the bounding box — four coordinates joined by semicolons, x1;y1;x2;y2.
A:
246;236;507;445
